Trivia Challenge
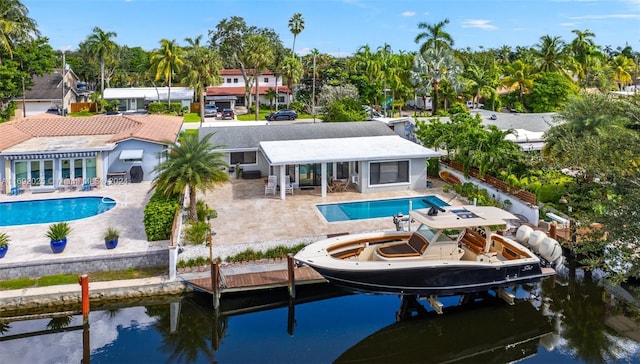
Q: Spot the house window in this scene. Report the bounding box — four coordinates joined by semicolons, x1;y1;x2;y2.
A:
264;77;269;83
369;161;409;185
336;162;350;179
230;151;257;165
226;78;231;83
277;95;285;103
233;78;238;83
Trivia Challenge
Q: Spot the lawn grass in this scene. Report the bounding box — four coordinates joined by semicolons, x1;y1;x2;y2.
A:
183;113;201;123
0;267;167;291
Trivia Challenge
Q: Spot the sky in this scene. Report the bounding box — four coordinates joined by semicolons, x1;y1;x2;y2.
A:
22;0;640;56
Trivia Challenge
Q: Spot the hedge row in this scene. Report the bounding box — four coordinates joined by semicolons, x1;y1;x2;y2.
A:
143;191;180;241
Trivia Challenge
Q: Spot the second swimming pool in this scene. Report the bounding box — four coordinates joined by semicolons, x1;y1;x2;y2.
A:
317;195;449;222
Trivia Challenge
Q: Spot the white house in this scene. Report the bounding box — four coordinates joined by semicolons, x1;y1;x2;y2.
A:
206;69;292;109
103;87;194;112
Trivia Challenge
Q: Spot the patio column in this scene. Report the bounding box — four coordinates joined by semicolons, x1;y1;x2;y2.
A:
321;163;327;197
96;151;103;185
279;166;286;200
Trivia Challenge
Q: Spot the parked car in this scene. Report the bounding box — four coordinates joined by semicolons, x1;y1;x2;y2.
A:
266;109;298;121
221;108;235;120
204;104;218;118
466;101;484;109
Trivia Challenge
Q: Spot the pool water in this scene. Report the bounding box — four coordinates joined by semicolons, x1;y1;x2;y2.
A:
317;195;449;222
0;196;116;226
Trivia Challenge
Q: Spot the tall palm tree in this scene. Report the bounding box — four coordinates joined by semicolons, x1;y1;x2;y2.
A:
281;55;303;103
0;0;38;60
151;132;229;221
86;27;117;95
243;34;274;120
610;54;634;90
288;12;304;55
410;47;462;115
150;39;185;111
182;35;222;105
568;29;600;85
414;18;454;54
533;35;567;73
350;45;382;105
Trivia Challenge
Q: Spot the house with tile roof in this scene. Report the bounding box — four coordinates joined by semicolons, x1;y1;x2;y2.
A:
15;68;90;118
0;114;183;193
200;121;439;199
206;69;292;110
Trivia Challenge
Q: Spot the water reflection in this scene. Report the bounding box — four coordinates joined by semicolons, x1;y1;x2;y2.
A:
1;270;640;363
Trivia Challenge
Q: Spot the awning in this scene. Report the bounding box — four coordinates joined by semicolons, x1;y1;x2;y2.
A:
119;149;144;160
206;95;238;101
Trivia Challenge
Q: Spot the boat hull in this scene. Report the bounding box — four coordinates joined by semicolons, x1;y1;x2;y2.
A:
302;261;551;296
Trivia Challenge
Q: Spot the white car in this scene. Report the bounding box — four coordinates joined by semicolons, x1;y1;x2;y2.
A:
466;101;484;109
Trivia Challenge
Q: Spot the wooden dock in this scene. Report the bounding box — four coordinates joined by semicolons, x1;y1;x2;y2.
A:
188;265;326;295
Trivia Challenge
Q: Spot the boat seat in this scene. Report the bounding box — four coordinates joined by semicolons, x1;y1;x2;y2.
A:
460;228;487;254
377;233;429;258
492;234;531;260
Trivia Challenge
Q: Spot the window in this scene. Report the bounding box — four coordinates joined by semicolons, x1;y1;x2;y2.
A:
277;95;285;103
233;78;238;83
336;162;350;179
226;78;231;83
369;161;409;185
230;151;257;165
264;77;269;83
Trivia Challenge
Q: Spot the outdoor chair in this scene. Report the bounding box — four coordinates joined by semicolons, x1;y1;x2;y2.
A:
265;175;277;195
284;175;294;195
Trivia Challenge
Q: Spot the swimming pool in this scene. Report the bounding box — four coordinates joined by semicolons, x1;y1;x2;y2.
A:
317;195;449;222
0;196;116;226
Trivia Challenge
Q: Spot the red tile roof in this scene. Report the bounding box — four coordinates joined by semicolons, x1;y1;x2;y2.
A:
0;114;183;151
206;85;291;96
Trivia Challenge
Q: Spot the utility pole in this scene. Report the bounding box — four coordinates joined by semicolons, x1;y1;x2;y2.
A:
312;53;316;123
61;51;66;116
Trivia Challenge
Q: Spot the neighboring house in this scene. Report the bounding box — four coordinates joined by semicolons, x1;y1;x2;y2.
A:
201;121;439;199
372;116;419;143
0;114;183;193
14;68;90;117
206;69;292;109
103;87;194;112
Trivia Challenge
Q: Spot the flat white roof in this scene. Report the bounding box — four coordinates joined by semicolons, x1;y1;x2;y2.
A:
259;135;439;165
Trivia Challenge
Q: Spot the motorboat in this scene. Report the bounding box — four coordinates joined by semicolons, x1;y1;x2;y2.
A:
295;204;560;301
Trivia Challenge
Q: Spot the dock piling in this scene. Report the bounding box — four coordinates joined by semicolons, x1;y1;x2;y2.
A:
287;254;296;299
78;274;89;324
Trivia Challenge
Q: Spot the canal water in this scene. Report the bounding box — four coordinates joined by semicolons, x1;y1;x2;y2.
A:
2;268;640;363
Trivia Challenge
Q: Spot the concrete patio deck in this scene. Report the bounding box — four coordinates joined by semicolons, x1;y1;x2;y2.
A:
0;177;457;266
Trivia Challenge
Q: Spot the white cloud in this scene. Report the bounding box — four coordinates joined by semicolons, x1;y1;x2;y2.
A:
461;19;497;30
402;11;416;17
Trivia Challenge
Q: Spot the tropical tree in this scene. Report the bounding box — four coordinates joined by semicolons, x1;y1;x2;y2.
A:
151;132;229;221
567;29;600;86
86;27;118;95
414;18;454;54
150;39;185;110
610;54;634;90
281;55;303;103
288;12;304;55
243;34;274;120
410;47;462;115
0;0;38;60
500;59;537;108
181;35;222;106
349;45;382;105
533;35;567;73
465;63;497;109
265;87;277;110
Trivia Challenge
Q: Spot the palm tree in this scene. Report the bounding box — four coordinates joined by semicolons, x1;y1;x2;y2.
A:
288;13;305;55
568;29;600;85
350;45;382;105
410;47;462;115
414;18;454;54
150;39;185;111
243;34;274;120
181;35;222;109
281;55;303;103
86;27;118;96
0;0;38;60
265;88;277;110
151;132;229;221
465;63;496;109
500;60;537;108
533;35;567;73
610;54;634;90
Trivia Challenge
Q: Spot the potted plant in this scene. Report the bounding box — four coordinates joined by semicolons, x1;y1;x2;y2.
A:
0;232;9;258
46;222;72;254
104;226;119;249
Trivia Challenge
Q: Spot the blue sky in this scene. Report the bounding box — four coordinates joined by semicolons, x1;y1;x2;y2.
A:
23;0;640;56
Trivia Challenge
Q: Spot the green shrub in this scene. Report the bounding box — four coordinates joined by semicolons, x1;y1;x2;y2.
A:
226;249;263;262
177;256;210;268
184;220;210;245
289;100;306;113
143;191;180;241
537;183;564;203
148;102;182;114
196;199;214;222
323;98;367;122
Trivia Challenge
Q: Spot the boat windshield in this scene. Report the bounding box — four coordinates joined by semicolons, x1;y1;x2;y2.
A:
416;225;453;243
